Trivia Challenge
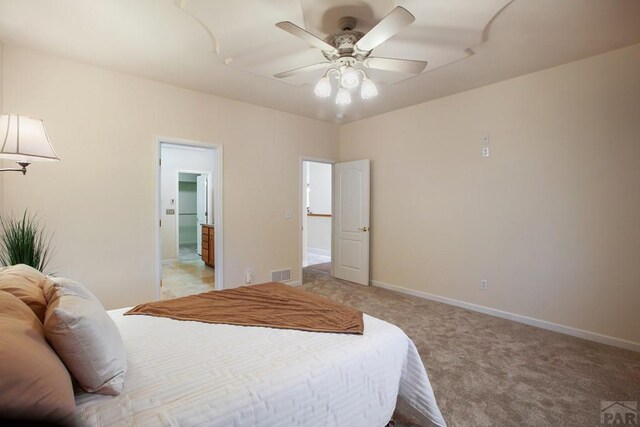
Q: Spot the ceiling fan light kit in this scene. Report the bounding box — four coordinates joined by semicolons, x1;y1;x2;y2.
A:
275;6;428;109
313;65;377;105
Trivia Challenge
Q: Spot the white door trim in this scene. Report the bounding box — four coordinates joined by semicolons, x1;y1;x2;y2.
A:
299;156;337;285
174;169;212;259
155;137;224;299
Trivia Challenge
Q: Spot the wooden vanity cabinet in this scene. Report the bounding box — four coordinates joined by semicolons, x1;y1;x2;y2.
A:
201;224;215;268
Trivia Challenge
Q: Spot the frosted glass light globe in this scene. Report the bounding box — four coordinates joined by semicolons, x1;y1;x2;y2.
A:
360;78;378;99
335;87;352;105
314;76;332;98
340;66;360;89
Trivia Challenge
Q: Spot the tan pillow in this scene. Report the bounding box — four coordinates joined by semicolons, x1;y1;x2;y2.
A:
0;264;49;322
0;291;75;425
44;278;127;396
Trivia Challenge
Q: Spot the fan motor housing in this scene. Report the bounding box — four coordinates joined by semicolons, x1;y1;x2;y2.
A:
324;30;369;61
323;16;370;62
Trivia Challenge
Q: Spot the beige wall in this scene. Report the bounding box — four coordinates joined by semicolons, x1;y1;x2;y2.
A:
0;46;339;309
340;43;640;344
0;40;4;212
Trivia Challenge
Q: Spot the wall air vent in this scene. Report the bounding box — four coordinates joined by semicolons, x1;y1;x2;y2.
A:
271;268;292;282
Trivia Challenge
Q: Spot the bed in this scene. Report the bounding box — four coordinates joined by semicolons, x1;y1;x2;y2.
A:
75;307;446;427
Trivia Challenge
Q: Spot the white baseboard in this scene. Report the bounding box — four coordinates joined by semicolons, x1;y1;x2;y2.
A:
284;279;302;287
371;280;640;353
308;247;331;257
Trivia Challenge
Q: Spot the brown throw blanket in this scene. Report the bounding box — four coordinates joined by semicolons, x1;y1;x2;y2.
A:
125;282;364;334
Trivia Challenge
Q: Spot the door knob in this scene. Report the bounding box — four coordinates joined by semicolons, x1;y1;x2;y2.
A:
358;226;369;232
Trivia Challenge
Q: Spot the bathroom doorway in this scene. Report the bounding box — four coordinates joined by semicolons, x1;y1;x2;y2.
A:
157;141;221;299
176;172;210;261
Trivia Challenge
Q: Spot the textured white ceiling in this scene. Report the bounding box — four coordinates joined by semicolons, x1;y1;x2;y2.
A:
199;0;509;86
0;0;639;123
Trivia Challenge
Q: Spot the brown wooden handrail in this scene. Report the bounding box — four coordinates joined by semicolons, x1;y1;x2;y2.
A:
307;213;331;217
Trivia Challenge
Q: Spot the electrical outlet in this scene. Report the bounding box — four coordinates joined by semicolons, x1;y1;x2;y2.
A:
480;280;488;290
482;146;490;158
245;268;253;284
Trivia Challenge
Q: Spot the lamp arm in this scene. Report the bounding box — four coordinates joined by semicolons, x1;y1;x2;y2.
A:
326;68;341;79
0;162;30;175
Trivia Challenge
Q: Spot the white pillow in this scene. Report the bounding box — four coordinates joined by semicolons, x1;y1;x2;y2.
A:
43;278;127;395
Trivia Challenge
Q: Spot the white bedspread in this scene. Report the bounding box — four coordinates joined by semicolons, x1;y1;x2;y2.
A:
75;308;446;427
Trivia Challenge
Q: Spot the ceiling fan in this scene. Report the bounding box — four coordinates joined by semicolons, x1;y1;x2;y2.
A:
273;6;427;105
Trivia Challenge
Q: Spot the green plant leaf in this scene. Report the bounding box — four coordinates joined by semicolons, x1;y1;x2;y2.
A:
0;209;55;274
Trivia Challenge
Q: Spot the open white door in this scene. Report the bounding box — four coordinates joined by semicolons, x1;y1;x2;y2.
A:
301;162;309;267
333;159;370;285
196;175;208;255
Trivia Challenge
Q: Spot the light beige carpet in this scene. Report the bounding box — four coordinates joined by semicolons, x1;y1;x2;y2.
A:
301;268;640;427
303;262;331;278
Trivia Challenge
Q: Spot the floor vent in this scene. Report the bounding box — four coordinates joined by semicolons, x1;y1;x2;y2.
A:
271;268;292;282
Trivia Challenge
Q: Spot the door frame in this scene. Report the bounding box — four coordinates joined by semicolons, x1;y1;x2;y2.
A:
174;169;213;260
155;137;224;298
299;156;337;284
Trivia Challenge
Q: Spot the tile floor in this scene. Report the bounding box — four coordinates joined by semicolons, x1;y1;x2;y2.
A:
179;243;200;261
161;258;215;300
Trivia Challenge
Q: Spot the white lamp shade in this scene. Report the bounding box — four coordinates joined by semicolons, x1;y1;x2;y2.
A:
0;114;60;163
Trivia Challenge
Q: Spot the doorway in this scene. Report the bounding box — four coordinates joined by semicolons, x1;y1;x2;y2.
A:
157;140;223;300
176;171;210;262
301;159;334;282
300;157;371;287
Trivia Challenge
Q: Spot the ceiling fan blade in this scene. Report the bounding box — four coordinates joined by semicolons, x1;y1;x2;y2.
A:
365;57;428;74
273;62;331;79
355;6;415;52
276;21;337;54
